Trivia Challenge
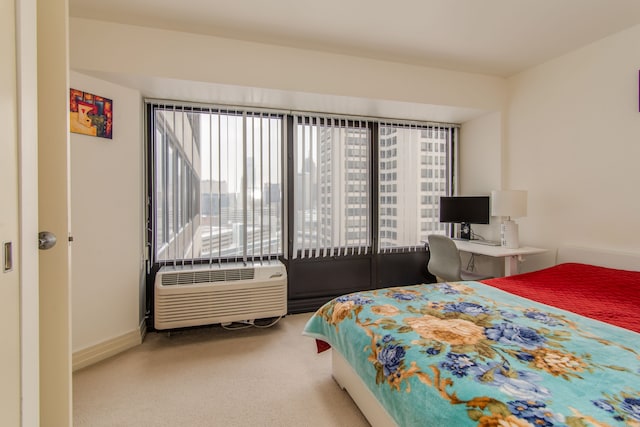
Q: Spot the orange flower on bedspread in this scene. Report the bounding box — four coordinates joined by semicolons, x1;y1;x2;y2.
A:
371;304;400;317
405;314;485;346
330;301;355;326
527;347;588;378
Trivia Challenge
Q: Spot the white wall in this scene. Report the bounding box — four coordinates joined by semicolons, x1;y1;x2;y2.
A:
70;71;144;354
507;24;640;271
460;112;503;196
459;112;504;276
69;18;507;116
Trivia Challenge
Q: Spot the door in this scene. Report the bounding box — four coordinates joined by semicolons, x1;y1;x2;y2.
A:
0;0;22;423
37;0;72;425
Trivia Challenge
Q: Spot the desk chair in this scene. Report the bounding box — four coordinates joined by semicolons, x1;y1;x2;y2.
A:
427;234;492;282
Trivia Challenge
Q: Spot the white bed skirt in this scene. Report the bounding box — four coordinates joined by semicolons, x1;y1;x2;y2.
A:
332;349;398;427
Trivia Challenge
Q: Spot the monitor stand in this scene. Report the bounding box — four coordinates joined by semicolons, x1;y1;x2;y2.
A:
460;222;471;240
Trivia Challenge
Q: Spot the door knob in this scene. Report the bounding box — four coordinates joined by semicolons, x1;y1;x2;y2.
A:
38;231;57;250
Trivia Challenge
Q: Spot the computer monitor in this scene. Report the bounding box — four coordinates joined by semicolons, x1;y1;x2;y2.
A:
439;196;490;239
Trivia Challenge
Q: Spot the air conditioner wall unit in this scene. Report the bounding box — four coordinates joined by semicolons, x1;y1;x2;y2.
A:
154;260;287;330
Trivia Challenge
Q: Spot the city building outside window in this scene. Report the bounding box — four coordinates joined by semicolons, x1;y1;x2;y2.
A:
149;103;283;264
377;122;456;252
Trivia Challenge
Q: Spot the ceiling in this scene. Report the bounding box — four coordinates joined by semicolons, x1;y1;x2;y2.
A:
69;0;640;121
70;0;640;77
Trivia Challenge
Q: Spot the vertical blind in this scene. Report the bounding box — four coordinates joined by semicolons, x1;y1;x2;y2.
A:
148;100;457;264
149;102;284;267
377;120;456;253
151;103;201;266
292;114;371;258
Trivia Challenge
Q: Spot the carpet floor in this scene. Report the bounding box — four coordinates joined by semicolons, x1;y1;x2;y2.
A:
73;312;370;426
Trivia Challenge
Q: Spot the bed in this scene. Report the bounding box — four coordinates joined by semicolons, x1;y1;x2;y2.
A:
303;247;640;426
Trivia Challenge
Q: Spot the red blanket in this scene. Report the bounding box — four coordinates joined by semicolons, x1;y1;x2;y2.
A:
482;262;640;333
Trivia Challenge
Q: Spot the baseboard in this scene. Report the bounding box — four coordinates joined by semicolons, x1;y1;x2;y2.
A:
73;320;147;372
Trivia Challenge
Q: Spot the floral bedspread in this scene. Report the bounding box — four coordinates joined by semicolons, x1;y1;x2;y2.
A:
303;281;640;427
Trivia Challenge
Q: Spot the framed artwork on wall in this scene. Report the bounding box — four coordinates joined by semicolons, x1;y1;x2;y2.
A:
69;88;113;139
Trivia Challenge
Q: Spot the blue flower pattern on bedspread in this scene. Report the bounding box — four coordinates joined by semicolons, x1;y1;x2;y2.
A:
303;281;640;427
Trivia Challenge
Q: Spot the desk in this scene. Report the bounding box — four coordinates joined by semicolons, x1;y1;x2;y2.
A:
453;240;547;276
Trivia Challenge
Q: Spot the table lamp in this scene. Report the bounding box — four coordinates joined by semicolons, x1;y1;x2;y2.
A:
491;190;527;249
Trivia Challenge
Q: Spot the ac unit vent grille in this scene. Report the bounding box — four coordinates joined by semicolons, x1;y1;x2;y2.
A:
161;268;255;286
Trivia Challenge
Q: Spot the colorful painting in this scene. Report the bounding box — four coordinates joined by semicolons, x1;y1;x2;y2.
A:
69;89;113;139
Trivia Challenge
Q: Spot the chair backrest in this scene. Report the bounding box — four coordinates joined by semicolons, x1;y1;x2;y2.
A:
427;234;462;282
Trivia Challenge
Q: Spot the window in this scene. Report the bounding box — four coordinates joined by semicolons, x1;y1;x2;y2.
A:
148;103;456;263
377;122;456;252
292;115;371;257
149;103;283;264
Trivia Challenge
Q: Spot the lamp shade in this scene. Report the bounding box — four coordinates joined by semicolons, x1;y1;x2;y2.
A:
491;190;527;219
